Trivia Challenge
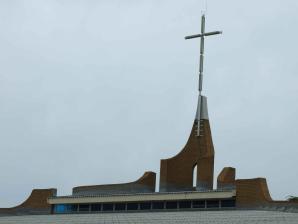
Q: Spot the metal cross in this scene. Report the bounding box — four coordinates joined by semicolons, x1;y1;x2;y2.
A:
185;14;222;136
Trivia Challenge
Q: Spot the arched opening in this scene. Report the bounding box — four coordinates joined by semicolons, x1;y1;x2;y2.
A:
192;164;197;188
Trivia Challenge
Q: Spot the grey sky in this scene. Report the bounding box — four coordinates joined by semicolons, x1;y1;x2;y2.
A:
0;0;298;207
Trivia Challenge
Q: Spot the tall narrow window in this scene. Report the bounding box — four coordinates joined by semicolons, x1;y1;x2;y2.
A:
193;164;197;188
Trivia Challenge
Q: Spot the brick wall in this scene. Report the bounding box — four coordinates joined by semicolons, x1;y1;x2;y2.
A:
217;167;236;190
73;172;156;196
159;119;214;192
0;189;57;216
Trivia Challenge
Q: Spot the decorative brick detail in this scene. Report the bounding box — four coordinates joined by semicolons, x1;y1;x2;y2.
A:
235;178;272;208
73;171;156;196
159;119;214;192
217;167;236;190
0;189;57;216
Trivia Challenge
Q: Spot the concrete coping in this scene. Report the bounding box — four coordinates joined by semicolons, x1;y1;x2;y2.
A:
49;189;235;199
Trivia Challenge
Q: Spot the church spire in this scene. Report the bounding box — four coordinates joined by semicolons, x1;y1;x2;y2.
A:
185;14;222;136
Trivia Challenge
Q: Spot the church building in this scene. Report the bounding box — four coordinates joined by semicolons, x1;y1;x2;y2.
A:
0;14;297;216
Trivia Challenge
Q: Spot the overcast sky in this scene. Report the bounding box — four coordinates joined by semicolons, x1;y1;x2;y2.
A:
0;0;298;207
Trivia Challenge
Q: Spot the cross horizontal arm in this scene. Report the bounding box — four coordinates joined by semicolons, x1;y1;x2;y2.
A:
203;31;223;37
185;31;222;40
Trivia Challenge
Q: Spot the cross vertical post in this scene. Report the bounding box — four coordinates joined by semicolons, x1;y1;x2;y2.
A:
185;14;222;136
199;14;205;96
